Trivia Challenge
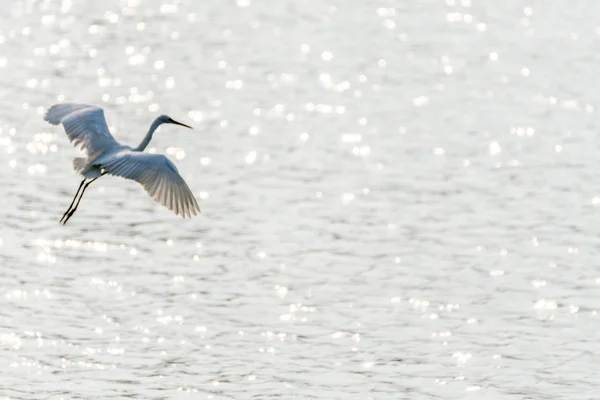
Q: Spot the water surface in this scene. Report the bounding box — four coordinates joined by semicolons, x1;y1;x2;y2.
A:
1;1;600;398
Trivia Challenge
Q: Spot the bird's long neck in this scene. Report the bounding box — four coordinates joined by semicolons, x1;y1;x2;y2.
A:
134;118;164;152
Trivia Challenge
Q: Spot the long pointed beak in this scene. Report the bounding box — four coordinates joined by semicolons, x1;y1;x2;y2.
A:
171;119;193;129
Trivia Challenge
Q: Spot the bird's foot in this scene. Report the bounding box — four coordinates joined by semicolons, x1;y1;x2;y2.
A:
59;209;71;224
61;208;77;225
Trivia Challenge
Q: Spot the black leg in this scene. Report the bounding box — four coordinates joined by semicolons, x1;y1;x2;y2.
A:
60;179;86;224
62;175;103;225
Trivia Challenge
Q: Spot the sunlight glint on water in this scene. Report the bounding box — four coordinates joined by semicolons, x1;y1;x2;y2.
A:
1;1;600;399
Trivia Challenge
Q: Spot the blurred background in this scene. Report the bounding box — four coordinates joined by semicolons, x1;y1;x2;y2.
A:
1;0;600;398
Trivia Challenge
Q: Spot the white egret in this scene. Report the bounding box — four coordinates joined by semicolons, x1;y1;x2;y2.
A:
45;103;200;224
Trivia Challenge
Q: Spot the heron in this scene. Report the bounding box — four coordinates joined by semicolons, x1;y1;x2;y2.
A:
44;103;200;224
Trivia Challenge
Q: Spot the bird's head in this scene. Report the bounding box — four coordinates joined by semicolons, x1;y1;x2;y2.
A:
157;115;193;129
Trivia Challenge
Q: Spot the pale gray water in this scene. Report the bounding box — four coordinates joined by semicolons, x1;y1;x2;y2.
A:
1;0;600;398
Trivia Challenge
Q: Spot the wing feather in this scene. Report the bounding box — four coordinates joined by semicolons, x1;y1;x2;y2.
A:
44;103;120;157
98;151;200;218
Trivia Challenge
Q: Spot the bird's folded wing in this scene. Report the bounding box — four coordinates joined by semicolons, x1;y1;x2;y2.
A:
44;103;119;157
100;152;200;218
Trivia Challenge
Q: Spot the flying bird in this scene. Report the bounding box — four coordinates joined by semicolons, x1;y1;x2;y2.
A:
45;103;200;224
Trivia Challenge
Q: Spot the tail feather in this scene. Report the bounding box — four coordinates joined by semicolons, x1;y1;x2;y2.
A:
73;157;87;174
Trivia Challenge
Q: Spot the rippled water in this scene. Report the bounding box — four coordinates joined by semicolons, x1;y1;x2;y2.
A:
2;1;600;398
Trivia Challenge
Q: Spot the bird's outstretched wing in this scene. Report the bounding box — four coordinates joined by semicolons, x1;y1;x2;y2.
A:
44;103;120;157
98;151;200;218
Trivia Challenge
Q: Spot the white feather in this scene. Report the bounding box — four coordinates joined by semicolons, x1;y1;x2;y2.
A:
44;103;119;158
96;150;200;218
